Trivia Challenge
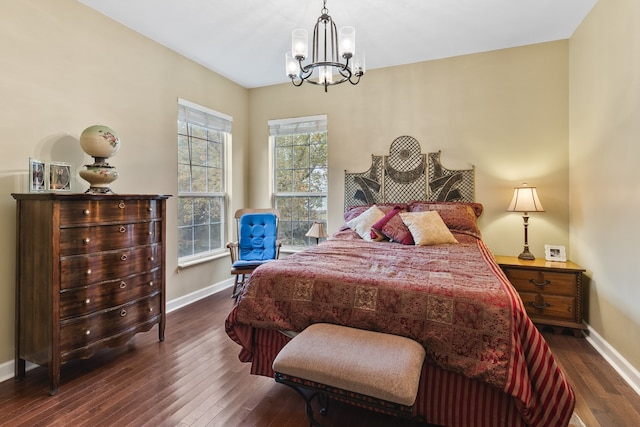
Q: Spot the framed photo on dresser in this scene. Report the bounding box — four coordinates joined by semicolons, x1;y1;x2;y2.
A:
29;158;46;192
49;162;71;191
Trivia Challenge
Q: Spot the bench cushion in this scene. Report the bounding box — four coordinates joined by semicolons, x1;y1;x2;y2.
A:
272;323;426;407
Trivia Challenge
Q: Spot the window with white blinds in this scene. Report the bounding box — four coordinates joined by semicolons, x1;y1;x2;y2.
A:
270;115;328;247
177;98;231;262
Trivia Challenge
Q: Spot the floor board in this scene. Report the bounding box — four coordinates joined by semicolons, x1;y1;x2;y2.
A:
1;291;639;426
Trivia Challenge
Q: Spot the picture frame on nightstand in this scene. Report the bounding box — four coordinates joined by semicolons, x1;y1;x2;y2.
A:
545;244;567;262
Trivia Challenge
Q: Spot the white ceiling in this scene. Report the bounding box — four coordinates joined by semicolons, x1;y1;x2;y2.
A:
78;0;597;89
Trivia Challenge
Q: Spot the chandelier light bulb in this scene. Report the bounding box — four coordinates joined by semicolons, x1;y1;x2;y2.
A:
285;52;299;78
292;29;308;59
339;26;355;58
318;66;333;85
352;52;366;76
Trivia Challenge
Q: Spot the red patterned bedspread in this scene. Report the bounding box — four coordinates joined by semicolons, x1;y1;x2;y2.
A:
225;237;575;427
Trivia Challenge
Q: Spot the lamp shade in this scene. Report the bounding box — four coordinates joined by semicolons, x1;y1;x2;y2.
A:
507;185;545;213
305;222;328;239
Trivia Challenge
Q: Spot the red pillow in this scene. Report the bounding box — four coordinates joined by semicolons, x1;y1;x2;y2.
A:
371;206;414;245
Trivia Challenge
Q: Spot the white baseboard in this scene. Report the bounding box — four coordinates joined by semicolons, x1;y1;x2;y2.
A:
585;323;640;396
0;279;234;384
166;278;234;313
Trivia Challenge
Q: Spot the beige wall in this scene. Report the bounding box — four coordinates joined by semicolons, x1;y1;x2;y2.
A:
0;0;249;366
570;0;640;371
249;42;571;260
7;0;637;386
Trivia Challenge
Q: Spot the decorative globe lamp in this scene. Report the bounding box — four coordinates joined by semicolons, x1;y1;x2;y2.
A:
78;125;120;194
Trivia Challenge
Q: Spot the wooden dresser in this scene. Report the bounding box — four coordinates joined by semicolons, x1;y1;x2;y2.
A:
12;193;170;394
495;255;586;337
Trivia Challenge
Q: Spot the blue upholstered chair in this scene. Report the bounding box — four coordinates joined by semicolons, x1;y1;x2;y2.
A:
227;208;281;298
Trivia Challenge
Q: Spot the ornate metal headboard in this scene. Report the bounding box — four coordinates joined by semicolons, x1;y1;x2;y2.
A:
344;135;475;208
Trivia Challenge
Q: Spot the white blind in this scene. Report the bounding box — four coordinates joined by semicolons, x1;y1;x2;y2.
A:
268;115;327;136
178;98;232;133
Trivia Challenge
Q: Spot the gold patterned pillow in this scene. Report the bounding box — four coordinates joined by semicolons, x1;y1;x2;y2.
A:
399;211;458;246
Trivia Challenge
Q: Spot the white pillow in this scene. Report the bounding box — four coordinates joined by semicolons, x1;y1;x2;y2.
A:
346;205;385;241
399;211;458;246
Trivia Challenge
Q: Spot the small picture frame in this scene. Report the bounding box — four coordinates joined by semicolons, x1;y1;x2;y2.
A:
29;158;46;192
49;162;71;191
545;244;567;262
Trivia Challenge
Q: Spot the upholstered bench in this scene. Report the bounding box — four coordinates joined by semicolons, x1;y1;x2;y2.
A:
273;323;427;426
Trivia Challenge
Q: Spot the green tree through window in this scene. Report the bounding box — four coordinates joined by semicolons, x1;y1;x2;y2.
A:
270;115;328;247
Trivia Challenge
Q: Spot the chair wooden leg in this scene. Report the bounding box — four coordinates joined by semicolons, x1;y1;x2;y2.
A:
231;275;242;299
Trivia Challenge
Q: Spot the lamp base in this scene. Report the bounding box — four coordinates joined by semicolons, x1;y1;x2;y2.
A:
517;249;535;260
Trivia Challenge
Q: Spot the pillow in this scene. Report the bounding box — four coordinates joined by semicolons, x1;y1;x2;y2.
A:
399;211;458;246
371;206;414;245
345;205;386;241
408;201;483;239
343;203;408;223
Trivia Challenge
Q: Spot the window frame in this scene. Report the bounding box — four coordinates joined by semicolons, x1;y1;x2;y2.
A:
269;115;328;249
177;98;232;266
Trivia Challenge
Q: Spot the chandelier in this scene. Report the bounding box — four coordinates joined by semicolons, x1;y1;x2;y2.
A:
286;0;365;92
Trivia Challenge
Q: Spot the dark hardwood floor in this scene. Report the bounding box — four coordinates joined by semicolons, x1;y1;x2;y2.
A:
1;290;639;426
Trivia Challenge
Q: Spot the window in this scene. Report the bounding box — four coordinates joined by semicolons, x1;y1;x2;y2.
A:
177;99;231;262
270;115;328;248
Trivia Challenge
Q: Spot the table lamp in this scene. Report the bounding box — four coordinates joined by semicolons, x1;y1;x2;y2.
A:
305;221;328;244
507;183;545;260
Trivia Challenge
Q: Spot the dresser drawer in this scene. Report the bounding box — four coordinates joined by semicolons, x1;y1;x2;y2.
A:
59;294;161;356
60;221;161;256
59;199;162;225
518;291;575;322
59;269;162;319
60;244;161;289
501;268;577;297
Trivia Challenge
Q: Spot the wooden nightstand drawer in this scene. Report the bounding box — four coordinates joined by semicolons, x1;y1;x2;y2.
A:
501;268;577;297
518;291;575;322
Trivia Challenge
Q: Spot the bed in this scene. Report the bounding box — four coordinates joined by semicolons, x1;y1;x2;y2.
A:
225;138;575;427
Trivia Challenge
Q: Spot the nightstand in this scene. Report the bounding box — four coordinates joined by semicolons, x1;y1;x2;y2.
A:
495;255;586;337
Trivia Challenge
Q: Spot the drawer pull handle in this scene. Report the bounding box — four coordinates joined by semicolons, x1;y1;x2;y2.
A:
148;307;153;313
85;298;91;304
148;207;153;212
85;330;91;335
83;237;90;244
528;301;551;310
118;202;125;209
119;226;126;233
86;269;92;275
120;309;127;317
528;279;551;288
83;209;90;215
149;256;154;261
148;231;153;235
149;281;154;287
121;254;128;261
119;282;126;289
